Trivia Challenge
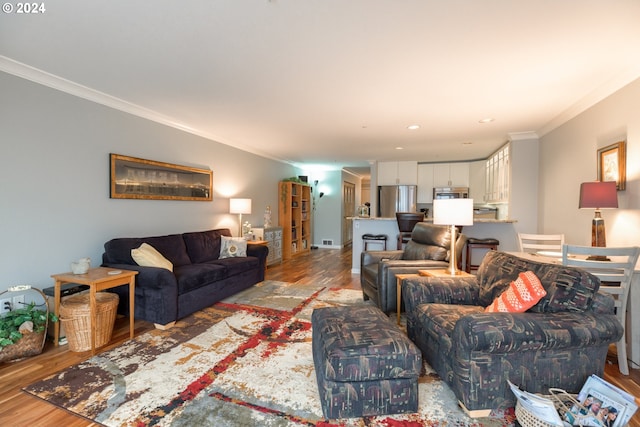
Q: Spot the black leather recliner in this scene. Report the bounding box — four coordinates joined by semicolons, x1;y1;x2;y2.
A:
360;222;467;314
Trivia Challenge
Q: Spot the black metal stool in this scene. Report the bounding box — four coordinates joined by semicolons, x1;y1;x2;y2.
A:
465;237;499;273
396;212;423;249
362;234;388;251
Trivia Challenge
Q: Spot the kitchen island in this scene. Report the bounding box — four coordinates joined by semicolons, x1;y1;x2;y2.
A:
351;217;518;274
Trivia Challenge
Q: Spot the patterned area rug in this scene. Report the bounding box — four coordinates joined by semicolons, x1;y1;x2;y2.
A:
24;281;515;426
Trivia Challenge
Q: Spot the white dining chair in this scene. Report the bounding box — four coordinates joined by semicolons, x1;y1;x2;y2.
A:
562;244;640;375
517;233;565;253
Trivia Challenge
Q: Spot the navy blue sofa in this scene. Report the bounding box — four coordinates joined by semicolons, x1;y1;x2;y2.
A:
102;228;267;328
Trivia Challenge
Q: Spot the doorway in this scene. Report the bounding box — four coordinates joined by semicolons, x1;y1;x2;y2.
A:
342;181;355;245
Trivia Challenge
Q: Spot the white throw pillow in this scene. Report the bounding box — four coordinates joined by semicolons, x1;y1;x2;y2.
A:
219;236;247;258
131;243;173;271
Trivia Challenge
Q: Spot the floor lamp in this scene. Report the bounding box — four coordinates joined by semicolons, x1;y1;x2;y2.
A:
229;198;252;237
433;198;474;275
579;181;618;260
311;181;324;250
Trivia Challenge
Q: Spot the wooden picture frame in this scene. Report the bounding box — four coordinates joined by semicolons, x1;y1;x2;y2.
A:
597;141;626;191
110;154;213;201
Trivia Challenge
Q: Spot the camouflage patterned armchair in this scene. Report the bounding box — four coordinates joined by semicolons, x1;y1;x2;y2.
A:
402;250;623;415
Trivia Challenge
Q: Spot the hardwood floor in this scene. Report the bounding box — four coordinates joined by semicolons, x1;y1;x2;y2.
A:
0;246;638;426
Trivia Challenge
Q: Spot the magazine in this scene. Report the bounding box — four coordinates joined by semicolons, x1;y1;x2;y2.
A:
566;374;638;427
508;380;565;427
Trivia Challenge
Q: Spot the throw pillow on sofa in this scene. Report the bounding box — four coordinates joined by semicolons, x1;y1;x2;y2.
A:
220;236;247;258
131;243;174;271
485;271;546;313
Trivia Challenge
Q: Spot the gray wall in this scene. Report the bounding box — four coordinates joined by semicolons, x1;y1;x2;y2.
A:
297;169;346;248
539;77;640;247
0;72;298;292
3;70;639;294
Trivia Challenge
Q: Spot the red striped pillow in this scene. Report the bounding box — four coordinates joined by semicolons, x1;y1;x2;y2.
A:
485;271;546;313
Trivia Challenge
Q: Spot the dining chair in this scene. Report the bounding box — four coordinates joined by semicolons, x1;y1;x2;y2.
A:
517;233;565;253
562;244;640;375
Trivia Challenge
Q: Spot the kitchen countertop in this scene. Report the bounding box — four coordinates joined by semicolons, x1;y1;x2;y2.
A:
350;217;517;223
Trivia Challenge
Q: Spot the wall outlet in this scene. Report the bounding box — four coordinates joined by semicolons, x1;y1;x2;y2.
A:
0;298;11;313
12;294;25;310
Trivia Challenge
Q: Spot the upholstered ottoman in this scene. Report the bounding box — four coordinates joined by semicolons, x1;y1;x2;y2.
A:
311;305;422;419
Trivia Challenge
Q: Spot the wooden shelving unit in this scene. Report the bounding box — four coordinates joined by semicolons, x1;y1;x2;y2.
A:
278;181;311;260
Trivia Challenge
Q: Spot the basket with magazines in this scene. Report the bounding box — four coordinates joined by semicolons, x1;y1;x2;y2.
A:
510;376;637;427
515;388;602;427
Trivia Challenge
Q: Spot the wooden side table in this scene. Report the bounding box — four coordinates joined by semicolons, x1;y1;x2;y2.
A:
51;267;138;354
418;269;474;278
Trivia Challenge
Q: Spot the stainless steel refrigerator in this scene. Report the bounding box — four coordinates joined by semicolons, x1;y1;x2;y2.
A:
377;185;417;217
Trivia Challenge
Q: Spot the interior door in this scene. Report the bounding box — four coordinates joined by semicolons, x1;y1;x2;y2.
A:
342;181;355;245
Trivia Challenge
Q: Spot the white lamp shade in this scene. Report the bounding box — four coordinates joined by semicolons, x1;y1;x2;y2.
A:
229;198;252;214
433;198;474;226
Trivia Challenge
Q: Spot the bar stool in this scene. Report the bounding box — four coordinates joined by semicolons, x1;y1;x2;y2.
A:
362;234;388;251
465;238;499;273
396;212;424;249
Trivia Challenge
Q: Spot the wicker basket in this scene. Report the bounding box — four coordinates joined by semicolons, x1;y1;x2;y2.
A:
0;329;46;363
60;292;119;352
0;286;49;363
515;401;553;427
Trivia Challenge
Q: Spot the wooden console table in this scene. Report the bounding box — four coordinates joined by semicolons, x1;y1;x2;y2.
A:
51;267;138;354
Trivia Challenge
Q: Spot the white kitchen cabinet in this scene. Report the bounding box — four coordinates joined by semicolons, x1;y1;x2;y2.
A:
377;161;417;185
432;164;450;187
468;160;486;202
417;164;434;203
377;162;399;185
450;163;470;186
397;161;418;184
485;144;510;203
432;162;469;187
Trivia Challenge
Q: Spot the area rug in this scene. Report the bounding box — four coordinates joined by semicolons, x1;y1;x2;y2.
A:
24;280;515;426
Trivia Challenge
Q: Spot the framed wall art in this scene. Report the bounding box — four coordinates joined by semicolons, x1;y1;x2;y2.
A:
110;154;213;201
597;141;626;191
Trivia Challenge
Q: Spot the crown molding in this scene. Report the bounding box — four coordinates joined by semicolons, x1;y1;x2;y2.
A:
0;55;288;164
537;69;640;137
0;55;195;131
507;131;539;141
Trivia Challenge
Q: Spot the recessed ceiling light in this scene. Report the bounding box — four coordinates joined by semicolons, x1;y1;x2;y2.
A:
479;118;495;124
407;124;420;130
395;147;404;150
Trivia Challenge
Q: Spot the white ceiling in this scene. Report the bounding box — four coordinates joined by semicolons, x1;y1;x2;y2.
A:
2;0;640;177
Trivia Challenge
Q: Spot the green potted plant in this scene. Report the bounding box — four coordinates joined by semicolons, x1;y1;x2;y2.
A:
0;301;58;362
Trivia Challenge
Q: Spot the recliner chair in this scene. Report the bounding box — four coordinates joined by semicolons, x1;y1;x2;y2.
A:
360;222;466;314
